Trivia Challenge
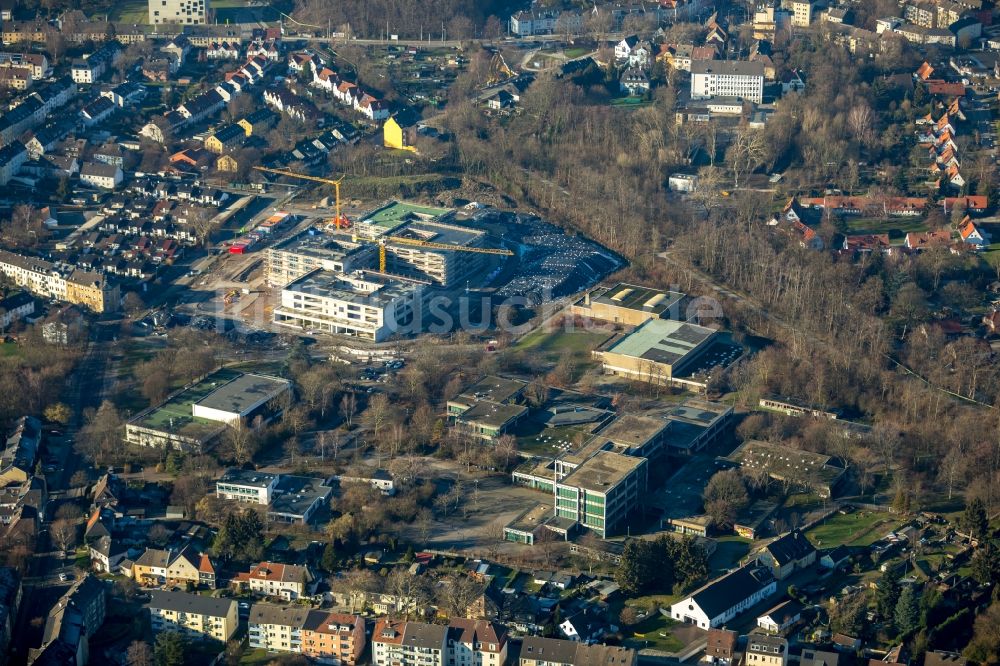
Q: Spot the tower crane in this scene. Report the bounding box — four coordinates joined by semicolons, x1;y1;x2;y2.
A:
252;166;514;273
254;166;349;230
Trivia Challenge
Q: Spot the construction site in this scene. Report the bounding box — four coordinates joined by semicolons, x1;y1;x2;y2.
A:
175;168;622;343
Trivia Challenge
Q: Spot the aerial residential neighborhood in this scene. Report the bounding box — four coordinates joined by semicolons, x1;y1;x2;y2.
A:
0;0;998;665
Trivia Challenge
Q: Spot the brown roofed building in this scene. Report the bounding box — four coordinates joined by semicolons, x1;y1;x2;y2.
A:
706;628;738;664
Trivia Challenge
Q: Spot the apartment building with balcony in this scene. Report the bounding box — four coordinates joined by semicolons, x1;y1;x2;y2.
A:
145;590;237;642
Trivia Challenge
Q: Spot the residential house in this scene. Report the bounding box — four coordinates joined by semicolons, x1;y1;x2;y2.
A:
615;36;641;61
217;154;239;172
146;590;237;643
842;234;892;255
957;216;989;248
754;531;817;579
301;611;366;664
518;637;637;666
238;108;277;136
447;619;507;666
747;635;788;666
79;162;123;190
0;291;33;330
373;619;448;666
30;575;106;666
820;545;852;569
669;566;776;628
620;67;650;95
831;634;861;653
757;599;803;634
705;628;737;665
904;229;952;250
0;67;31;90
206;41;241;60
205;123;246;154
132;546;213;589
249;603;310;653
80;96;116;126
0;141;27;186
234;561;312;600
800;650;840;666
0;416;40;486
88;535;126;574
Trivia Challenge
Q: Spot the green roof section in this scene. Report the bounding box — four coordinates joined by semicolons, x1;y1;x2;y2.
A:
131;368;244;439
360;201;452;233
606;318;715;364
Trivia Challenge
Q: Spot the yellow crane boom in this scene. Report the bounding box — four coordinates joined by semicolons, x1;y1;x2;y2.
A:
252;166;513;273
253;166;348;230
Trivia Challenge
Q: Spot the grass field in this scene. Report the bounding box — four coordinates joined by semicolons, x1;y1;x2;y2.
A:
0;343;22;358
805;511;904;548
844;217;929;239
564;47;589;58
108;0;146;23
611;97;653;107
625;613;684;652
515;326;612;358
709;535;752;573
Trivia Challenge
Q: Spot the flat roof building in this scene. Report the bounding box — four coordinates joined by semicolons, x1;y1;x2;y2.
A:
215;469;278;505
274;269;426;342
125;368;291;452
555;450;647;538
266;231;375;288
355;201;453;239
728;441;846;498
572;283;686;325
594;318;719;388
661;398;733;453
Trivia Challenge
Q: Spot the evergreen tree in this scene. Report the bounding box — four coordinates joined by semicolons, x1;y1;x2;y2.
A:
154;631;186;666
895;585;920;637
963;498;989;541
876;568;902;623
321;542;339;573
971;542;1000;586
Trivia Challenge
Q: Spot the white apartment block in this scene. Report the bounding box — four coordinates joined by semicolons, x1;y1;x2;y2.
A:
374;619;448;666
249;604;308;653
274;269;425;342
790;0;814;27
215;469;278;504
0;250;68;301
690;60;765;103
149;0;210;24
146;590;237;643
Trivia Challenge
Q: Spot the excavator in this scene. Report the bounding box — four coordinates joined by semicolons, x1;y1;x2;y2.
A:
487;50;516;86
252;166;513;273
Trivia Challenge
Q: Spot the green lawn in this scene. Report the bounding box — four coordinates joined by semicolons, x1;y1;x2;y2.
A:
108;0;147;23
564;48;589;58
805;511;904;548
611;97;653;107
709;535;751;573
515;326;612;358
0;343;22;358
843;217;929;239
240;648;274;666
625;613;684;652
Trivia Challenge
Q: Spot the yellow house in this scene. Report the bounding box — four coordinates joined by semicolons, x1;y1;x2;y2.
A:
238;109;277;137
217;154;239;172
383;117;416;153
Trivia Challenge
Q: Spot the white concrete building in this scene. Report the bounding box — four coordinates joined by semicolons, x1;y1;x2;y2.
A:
215;469;278;504
149;0;210;25
274;269;426;342
690;60;765;103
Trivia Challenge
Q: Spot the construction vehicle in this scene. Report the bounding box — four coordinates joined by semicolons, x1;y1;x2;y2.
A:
254;167;350;230
223;289;239;305
252;167;514;273
487;51;515;86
